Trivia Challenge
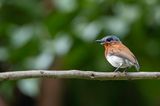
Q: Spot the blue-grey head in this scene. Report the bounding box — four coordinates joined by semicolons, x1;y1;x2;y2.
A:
96;35;121;45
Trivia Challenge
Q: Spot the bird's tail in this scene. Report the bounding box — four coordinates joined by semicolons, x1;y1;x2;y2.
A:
134;62;140;71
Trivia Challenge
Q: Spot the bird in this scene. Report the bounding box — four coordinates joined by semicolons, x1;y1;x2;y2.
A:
96;35;140;72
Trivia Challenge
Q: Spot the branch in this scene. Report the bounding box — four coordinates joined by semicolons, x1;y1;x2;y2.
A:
0;70;160;81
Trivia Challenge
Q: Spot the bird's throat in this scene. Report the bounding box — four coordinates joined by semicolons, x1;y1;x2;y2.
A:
104;43;110;57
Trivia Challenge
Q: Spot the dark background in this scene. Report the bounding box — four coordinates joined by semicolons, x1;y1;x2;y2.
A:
0;0;160;106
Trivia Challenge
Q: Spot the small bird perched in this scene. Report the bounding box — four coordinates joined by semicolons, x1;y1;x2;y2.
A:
96;35;140;72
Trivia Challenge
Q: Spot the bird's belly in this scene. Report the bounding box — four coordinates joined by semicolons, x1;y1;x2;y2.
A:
106;55;133;68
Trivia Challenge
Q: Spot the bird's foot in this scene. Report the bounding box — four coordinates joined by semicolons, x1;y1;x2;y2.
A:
123;68;128;73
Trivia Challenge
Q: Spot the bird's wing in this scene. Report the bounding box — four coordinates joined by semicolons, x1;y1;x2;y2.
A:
110;43;140;70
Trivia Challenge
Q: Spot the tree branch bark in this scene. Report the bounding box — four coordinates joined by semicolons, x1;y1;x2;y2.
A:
0;70;160;81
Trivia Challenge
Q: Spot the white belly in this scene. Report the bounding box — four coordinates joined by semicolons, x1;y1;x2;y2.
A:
106;55;133;68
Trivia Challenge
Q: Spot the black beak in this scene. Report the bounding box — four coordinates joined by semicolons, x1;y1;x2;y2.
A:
96;39;104;45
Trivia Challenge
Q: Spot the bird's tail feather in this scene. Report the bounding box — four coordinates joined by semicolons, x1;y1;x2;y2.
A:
134;63;140;71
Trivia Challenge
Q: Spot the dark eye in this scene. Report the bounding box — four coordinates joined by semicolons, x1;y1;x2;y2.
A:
106;38;113;42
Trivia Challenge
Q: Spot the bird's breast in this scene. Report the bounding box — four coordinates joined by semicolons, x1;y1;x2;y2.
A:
106;55;133;68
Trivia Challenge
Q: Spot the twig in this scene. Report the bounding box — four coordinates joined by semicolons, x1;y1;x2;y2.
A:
0;70;160;81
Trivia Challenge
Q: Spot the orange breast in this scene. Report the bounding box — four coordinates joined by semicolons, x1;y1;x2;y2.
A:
104;42;118;56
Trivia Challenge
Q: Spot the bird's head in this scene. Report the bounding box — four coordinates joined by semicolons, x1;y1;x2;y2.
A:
96;35;120;45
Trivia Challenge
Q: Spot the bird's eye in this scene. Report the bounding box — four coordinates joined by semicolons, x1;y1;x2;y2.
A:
106;38;113;42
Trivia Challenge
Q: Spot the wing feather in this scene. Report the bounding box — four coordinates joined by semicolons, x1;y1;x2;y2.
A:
108;42;140;70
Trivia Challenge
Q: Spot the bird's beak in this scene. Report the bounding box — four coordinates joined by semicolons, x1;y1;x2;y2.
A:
96;39;105;45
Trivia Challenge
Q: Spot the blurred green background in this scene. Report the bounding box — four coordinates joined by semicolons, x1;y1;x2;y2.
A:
0;0;160;106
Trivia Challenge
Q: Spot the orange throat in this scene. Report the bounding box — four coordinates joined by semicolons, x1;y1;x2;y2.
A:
104;43;110;56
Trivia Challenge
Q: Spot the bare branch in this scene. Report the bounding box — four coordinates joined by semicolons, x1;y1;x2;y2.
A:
0;70;160;81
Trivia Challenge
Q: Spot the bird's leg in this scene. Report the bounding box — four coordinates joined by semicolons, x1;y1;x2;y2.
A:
122;68;128;75
114;68;119;72
123;67;128;72
114;64;122;72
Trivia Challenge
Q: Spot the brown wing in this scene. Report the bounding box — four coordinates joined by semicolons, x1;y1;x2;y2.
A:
109;42;139;70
